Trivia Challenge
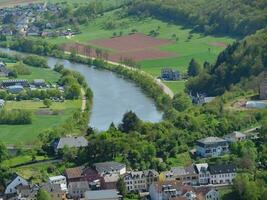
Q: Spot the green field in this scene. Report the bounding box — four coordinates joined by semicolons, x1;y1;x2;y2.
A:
0;63;60;83
46;10;234;93
0;100;81;145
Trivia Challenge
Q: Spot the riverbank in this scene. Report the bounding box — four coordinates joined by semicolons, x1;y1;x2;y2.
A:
65;51;174;99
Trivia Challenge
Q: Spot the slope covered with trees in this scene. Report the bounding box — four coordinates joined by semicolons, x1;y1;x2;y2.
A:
128;0;267;37
186;28;267;96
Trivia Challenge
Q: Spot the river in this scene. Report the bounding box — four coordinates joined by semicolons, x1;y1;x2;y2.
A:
0;48;162;131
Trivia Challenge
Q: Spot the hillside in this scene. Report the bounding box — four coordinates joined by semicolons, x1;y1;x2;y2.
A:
186;28;267;96
128;0;267;37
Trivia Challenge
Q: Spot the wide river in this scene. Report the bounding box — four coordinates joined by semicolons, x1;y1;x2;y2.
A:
0;48;162;131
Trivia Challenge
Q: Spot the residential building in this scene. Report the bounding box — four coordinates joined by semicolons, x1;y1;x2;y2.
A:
16;184;39;200
166;166;198;186
196;137;229;157
84;189;121;200
64;166;101;198
5;174;28;195
101;173;119;190
149;180;220;200
94;162;126;176
195;187;220;200
1;79;29;87
52;136;88;153
33;79;46;87
149;181;196;200
194;163;210;185
48;175;67;192
224;131;246;143
41;183;67;200
161;68;181;81
7;85;24;94
208;164;237;185
124;170;159;192
67;180;90;199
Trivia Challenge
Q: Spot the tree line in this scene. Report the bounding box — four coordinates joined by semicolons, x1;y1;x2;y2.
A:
186;28;267;96
127;0;267;37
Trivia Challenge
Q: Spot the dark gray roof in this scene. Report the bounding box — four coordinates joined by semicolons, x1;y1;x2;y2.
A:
208;164;237;175
94;162;125;174
55;136;88;149
85;189;119;200
197;137;226;144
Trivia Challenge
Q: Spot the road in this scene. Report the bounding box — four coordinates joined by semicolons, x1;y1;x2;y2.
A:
81;88;87;112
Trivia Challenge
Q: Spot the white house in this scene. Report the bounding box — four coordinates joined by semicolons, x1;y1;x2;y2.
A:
5;174;28;195
195;163;210;185
124;170;159;192
208;164;237;185
195;187;220;200
48;175;67;192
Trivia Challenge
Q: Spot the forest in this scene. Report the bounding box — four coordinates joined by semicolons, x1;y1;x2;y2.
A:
186;28;267;96
128;0;267;37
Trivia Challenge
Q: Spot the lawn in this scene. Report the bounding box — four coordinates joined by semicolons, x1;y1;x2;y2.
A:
167;152;192;167
2;63;60;83
2;155;47;167
163;80;186;94
0;100;81;145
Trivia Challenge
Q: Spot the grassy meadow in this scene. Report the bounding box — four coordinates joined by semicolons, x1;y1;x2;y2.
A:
0;100;81;145
46;10;234;93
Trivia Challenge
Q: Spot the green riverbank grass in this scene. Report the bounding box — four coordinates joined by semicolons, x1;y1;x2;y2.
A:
0;100;81;145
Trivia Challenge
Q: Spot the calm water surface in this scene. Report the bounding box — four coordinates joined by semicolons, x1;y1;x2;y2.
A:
0;48;162;130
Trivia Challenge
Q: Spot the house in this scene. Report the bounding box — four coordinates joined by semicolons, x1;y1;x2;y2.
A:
194;163;209;185
195;187;220;200
48;175;67;192
41;183;67;200
5;174;28;195
33;79;46;87
165;166;198;186
124;170;159;192
101;173;119;190
7;85;24;94
149;180;220;200
260;71;267;100
52;136;88;153
208;164;237;185
84;189;121;200
67;180;90;199
161;68;181;81
64;166;101;198
190;93;215;105
196;137;229;157
26;26;40;36
94;162;126;176
16;184;39;200
224;131;246;143
0;99;5;108
149;181;196;200
0;62;9;77
1;79;29;87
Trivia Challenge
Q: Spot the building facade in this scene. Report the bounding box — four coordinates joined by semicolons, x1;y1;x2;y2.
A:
208;164;237;185
124;170;159;192
196;137;229;157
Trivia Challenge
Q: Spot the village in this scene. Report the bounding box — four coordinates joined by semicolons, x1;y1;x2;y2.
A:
0;3;76;38
0;123;261;200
